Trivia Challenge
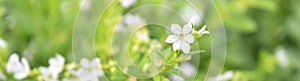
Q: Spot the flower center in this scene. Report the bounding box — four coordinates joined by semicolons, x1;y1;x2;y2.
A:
179;33;185;40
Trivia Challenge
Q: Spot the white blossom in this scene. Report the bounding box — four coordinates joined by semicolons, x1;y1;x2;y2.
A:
77;58;103;81
120;0;136;8
49;54;65;74
115;13;145;32
197;25;209;35
179;62;196;77
40;54;65;81
40;67;59;81
181;6;203;26
124;13;145;28
0;38;7;48
275;46;289;68
6;53;30;80
170;74;184;81
165;24;195;54
79;0;91;11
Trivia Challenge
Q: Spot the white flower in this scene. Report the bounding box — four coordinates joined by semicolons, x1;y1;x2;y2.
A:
49;54;65;74
77;58;103;81
181;6;203;26
115;13;145;32
197;25;209;35
170;74;184;81
165;24;195;54
188;15;201;26
120;0;136;8
40;67;59;81
124;13;145;28
79;0;91;11
275;46;289;68
0;38;7;48
6;53;30;80
135;30;150;43
179;62;196;77
40;54;65;81
0;72;6;80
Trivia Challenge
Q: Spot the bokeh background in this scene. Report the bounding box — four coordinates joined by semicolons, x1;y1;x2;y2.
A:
0;0;300;81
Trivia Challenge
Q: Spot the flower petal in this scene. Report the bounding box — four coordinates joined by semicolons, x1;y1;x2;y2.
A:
91;58;100;68
172;41;181;51
181;41;191;54
165;35;179;43
171;24;182;35
184;34;195;44
80;58;90;67
183;24;192;34
198;25;206;34
56;54;65;65
201;31;210;34
21;58;30;73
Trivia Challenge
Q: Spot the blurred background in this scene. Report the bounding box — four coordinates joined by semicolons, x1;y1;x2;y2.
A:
0;0;300;81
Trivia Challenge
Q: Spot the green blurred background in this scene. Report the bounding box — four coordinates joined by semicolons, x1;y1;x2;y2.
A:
1;0;300;81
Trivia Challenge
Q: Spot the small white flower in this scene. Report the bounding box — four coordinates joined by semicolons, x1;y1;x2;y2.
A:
170;74;184;81
40;67;59;81
0;71;6;80
188;15;201;26
135;31;150;43
79;0;91;11
165;24;195;54
0;38;7;48
181;6;203;26
49;54;65;74
124;13;145;28
40;54;65;81
275;46;289;68
120;0;136;8
197;25;209;35
77;58;103;81
179;62;196;77
6;53;30;80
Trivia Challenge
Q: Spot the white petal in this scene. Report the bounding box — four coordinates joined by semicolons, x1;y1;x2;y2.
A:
56;54;65;65
80;58;90;67
171;24;182;35
93;69;103;77
184;34;195;44
91;58;100;68
0;38;7;48
201;31;210;34
182;24;192;34
89;75;99;81
21;58;30;73
10;53;20;61
198;25;207;33
165;35;179;43
49;58;58;66
181;41;191;54
120;0;136;8
189;15;201;26
6;54;20;73
172;41;181;51
14;72;27;80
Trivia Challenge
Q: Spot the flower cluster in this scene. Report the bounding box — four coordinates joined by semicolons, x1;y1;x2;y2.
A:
2;53;104;81
165;22;209;54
